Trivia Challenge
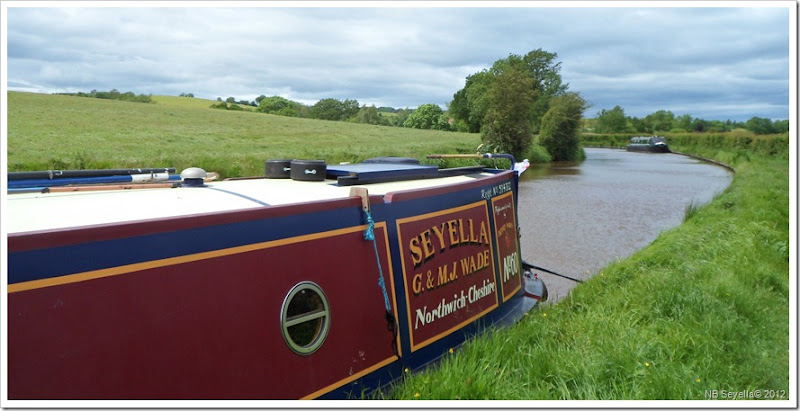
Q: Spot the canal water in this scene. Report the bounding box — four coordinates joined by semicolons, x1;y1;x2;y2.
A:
517;147;733;302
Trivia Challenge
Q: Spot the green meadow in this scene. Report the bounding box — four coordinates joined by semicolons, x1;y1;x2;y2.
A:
6;91;791;401
7;92;480;178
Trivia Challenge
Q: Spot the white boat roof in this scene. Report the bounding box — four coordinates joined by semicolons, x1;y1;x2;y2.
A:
6;173;493;234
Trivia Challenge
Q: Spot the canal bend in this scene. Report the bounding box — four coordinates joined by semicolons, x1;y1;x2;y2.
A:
517;147;733;301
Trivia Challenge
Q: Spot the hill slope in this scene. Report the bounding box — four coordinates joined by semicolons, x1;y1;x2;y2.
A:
7;92;480;178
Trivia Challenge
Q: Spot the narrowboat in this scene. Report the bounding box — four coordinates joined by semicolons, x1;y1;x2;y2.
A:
626;136;670;153
6;154;546;400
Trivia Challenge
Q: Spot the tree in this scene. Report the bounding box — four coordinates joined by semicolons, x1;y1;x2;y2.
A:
675;114;693;132
356;105;382;125
481;65;537;158
539;93;588;161
392;108;412;127
774;119;790;133
516;49;570;133
595;106;627;133
403;104;445;129
644;110;675;133
450;49;568;135
310;98;344;120
450;71;493;133
309;98;360;121
745;116;777;135
628;116;647;133
258;96;303;117
691;118;707;133
341;99;360;120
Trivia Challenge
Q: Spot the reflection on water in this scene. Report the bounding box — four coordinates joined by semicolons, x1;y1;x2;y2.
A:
517;148;733;302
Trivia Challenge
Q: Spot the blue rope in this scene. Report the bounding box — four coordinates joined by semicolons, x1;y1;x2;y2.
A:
365;210;391;312
364;211;375;241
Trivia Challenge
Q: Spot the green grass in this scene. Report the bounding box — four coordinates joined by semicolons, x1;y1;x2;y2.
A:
387;143;790;400
151;95;260;111
7;92;481;178
6;92;791;401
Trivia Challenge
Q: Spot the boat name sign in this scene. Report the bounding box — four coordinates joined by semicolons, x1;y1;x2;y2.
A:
397;201;499;351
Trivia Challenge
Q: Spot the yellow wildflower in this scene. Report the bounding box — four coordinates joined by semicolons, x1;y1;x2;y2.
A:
414;393;420;398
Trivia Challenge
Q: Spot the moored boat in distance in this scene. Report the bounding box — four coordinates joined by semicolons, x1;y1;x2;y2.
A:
6;154;546;400
626;136;670;153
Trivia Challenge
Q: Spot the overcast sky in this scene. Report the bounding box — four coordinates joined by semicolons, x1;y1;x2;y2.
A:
3;2;794;121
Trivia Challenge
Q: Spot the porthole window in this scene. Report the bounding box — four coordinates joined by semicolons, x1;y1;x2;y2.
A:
281;282;330;355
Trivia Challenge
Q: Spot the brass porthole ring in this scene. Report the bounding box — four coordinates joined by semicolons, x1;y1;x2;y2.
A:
280;281;331;355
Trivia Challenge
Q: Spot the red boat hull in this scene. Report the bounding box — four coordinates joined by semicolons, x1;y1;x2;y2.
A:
8;170;534;399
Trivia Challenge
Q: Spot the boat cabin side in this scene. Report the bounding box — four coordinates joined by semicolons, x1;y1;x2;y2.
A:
6;159;543;399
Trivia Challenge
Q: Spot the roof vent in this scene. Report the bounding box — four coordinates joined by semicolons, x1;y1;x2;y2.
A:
180;167;207;187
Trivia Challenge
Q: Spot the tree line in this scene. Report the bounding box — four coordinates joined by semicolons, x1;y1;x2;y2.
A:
205;93;439;129
199;48;590;161
59;89;153;103
589;106;789;135
194;46;791;162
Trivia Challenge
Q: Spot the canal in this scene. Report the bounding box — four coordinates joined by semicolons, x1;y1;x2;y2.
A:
517;147;733;302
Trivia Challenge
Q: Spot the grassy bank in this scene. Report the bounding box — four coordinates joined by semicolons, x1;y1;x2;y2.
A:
387;138;790;400
582;131;789;157
6;92;482;178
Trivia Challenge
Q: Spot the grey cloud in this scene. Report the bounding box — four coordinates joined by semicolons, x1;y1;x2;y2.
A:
5;4;792;121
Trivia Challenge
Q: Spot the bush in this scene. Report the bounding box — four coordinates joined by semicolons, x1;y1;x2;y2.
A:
523;142;552;163
539;93;587;161
257;96;304;117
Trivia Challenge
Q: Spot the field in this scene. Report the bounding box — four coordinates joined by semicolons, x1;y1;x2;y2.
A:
7;92;480;178
5;92;792;402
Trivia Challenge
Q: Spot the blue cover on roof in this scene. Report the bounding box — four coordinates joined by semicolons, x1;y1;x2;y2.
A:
327;163;438;182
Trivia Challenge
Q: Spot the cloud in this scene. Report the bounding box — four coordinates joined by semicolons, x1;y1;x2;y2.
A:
4;3;792;121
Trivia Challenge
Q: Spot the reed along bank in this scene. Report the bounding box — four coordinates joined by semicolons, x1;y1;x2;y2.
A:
388;133;790;400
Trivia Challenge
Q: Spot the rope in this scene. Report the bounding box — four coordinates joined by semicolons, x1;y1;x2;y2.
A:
521;260;584;283
364;209;399;356
364;210;391;311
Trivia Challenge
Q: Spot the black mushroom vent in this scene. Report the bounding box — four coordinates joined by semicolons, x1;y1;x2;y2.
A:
265;159;292;179
290;159;327;182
